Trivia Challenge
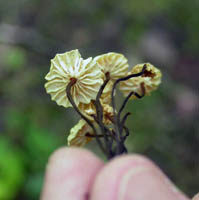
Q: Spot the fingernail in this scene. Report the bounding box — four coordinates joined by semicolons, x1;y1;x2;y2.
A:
118;166;187;200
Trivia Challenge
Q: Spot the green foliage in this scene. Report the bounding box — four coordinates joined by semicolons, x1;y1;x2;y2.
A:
5;48;26;71
22;125;61;199
24;124;60;166
0;137;25;200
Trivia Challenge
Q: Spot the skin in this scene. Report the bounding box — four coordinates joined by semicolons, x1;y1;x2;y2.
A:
41;147;198;200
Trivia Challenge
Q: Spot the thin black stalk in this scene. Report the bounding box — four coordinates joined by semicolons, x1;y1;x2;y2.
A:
118;92;134;117
86;133;111;138
122;126;130;142
111;65;147;154
92;113;113;159
91;114;113;140
117;92;134;132
111;65;147;113
94;74;110;125
66;80;107;155
118;90;145;134
115;126;129;155
94;73;112;157
121;90;145;115
120;112;131;133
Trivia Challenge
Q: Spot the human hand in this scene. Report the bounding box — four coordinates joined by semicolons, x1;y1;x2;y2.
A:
40;148;198;200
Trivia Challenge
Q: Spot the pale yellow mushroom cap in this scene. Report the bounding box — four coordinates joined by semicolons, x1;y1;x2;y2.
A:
94;52;129;83
45;49;103;108
120;63;162;99
79;101;114;125
94;52;129;104
78;102;96;120
67;119;93;147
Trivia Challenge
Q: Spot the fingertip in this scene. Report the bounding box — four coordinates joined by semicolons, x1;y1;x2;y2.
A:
90;154;154;200
47;147;101;170
90;154;189;200
41;147;104;200
193;194;199;200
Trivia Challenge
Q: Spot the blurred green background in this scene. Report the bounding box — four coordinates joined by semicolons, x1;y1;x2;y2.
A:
0;0;199;199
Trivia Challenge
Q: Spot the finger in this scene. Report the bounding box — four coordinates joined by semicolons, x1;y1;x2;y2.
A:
40;147;104;200
90;154;190;200
193;194;199;200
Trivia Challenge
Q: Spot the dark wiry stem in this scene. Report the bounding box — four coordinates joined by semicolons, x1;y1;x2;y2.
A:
120;112;131;132
86;133;110;138
111;65;147;114
118;92;134;116
118;92;134;132
111;65;147;154
118;89;145;135
122;126;130;142
94;72;110;128
93;72;113;157
118;88;145;117
66;79;107;155
118;89;145;119
91;114;113;141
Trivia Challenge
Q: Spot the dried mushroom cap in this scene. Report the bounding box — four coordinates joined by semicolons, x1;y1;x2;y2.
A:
120;63;162;99
67;119;93;147
45;49;103;108
79;101;114;125
94;52;129;83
